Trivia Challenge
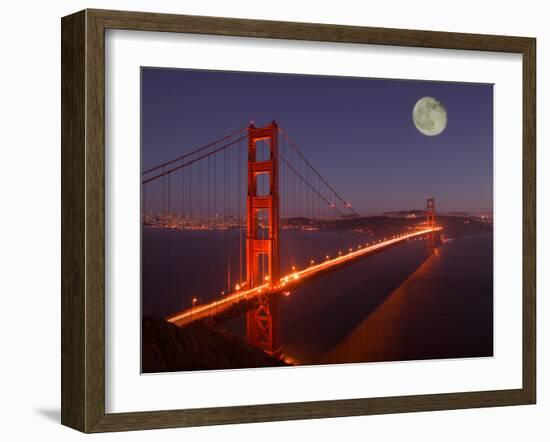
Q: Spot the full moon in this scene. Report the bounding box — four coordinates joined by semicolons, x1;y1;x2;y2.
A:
412;96;447;136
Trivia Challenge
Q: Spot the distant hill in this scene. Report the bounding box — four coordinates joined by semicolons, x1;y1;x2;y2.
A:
381;210;425;218
283;214;492;239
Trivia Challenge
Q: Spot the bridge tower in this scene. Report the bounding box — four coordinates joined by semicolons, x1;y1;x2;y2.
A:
426;197;436;248
245;121;280;355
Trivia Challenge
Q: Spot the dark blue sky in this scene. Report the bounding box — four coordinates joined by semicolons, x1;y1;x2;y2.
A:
142;68;493;214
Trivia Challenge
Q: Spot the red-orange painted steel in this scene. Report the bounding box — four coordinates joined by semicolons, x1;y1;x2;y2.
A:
426;197;436;248
245;121;281;355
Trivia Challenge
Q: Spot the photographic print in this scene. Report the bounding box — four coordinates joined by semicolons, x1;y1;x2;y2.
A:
140;68;494;373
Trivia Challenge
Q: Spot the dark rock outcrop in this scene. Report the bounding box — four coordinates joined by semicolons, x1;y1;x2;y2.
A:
142;316;288;373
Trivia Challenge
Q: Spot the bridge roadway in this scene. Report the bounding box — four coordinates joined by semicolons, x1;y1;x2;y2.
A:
167;227;442;327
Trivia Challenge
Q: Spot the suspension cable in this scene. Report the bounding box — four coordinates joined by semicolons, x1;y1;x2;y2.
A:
142;134;248;185
278;127;358;217
142;126;248;175
277;151;346;217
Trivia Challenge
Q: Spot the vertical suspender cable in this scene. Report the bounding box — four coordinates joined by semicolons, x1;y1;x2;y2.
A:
167;173;171;218
162;166;166;216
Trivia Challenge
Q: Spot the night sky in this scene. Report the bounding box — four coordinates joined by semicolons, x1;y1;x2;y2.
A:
142;68;493;215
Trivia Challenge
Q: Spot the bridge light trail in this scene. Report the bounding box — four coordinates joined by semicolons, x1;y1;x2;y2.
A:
167;226;442;327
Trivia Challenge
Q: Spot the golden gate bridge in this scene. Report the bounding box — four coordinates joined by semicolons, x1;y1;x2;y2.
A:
142;121;442;357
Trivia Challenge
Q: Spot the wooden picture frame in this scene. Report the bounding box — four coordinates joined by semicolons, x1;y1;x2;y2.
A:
61;8;536;433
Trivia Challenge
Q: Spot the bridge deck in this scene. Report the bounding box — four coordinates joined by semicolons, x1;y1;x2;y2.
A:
167;227;442;327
